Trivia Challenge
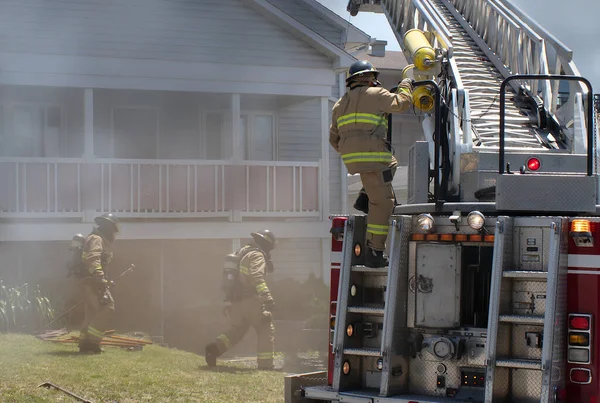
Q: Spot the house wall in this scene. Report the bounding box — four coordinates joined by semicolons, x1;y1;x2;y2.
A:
0;0;332;69
277;99;322;162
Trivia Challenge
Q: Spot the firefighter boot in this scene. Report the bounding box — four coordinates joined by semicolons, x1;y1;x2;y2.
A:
364;247;389;268
353;190;369;214
205;343;219;368
79;340;103;354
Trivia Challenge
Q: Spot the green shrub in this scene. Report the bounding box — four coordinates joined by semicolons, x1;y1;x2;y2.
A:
0;279;55;333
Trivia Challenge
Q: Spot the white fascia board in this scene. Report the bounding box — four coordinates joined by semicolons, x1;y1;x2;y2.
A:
0;52;335;97
244;0;356;69
0;221;332;242
296;0;371;44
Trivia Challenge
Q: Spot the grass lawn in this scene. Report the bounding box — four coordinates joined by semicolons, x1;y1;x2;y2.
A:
0;333;286;402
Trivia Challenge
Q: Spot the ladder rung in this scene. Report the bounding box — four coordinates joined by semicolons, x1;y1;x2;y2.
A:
348;306;385;315
499;314;545;325
343;348;381;357
351;265;388;274
503;270;548;280
496;358;542;370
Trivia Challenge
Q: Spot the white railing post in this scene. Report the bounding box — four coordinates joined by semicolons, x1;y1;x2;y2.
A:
15;162;19;213
84;88;95;159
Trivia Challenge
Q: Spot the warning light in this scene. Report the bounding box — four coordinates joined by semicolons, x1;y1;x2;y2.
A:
526;157;541;171
569;332;590;346
570;220;592;236
569;315;590;331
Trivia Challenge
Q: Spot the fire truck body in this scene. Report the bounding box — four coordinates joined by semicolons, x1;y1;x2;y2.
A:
292;200;600;402
283;0;600;401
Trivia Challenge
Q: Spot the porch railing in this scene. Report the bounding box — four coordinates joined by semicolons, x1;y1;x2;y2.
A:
0;158;321;219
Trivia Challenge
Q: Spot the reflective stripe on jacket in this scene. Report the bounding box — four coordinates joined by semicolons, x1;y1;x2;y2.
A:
329;86;411;174
238;248;273;303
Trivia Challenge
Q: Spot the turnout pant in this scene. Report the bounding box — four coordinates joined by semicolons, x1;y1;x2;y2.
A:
360;157;397;251
213;297;275;369
79;281;115;345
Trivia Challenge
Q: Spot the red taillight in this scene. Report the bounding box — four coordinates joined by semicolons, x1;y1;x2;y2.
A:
527;157;541;171
570;368;592;384
570;316;591;330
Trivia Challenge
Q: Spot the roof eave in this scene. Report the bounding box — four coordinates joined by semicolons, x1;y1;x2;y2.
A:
244;0;357;68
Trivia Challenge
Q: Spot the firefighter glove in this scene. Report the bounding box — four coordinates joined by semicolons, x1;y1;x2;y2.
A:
397;78;414;99
95;276;109;294
261;309;273;324
100;289;112;306
263;299;275;313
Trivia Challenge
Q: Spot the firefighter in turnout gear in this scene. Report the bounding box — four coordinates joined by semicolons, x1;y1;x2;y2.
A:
205;229;277;370
330;60;413;267
78;213;120;354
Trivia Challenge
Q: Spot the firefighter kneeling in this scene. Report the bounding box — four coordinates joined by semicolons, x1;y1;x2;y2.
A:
205;229;277;370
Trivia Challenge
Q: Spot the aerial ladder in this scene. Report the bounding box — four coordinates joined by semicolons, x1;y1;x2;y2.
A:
286;1;599;402
347;0;593;205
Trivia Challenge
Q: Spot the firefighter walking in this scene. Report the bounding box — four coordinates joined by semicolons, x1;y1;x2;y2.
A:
205;229;277;370
78;213;120;354
330;60;413;267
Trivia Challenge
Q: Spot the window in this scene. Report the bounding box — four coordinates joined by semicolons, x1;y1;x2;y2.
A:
203;112;224;160
2;104;62;157
112;107;158;159
243;113;275;161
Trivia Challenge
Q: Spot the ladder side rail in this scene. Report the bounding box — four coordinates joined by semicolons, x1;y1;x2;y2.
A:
539;221;563;402
488;0;556;113
451;0;587;149
483;217;510;403
380;0;453;53
332;217;358;390
510;17;587;143
379;220;399;357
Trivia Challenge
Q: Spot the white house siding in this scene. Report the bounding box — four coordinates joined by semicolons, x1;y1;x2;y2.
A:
270;238;322;282
265;0;344;48
0;0;332;69
327;100;343;214
277;99;322;161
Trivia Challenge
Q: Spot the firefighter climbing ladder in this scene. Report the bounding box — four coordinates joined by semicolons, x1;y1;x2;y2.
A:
484;217;567;402
332;215;412;396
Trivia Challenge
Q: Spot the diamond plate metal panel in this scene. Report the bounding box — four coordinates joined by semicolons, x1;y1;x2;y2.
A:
511;368;543;401
413;243;461;328
380;216;412;396
496;174;597;213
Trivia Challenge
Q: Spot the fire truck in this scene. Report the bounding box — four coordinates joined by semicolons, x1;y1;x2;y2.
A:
285;0;600;402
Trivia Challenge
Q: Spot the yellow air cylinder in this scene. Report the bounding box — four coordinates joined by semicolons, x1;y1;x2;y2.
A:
413;86;435;112
401;63;435;112
403;29;436;71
